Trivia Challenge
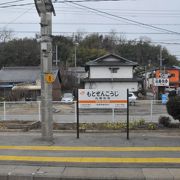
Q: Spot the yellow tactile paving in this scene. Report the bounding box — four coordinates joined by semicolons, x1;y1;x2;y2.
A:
0;146;180;152
0;156;180;163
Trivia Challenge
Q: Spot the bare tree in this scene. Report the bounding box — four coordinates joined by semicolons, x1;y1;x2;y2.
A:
0;28;14;43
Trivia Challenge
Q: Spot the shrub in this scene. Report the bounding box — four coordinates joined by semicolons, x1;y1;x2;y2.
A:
138;119;145;126
147;123;157;130
158;116;171;127
166;96;180;121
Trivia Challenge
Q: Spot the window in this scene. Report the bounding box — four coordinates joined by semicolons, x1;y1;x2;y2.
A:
109;67;119;73
171;73;175;77
111;69;118;73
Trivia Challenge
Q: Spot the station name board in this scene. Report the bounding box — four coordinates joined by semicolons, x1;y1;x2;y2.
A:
78;89;127;109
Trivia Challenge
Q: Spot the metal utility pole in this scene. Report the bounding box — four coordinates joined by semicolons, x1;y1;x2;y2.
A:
144;66;147;92
53;45;60;66
34;0;56;141
55;45;59;66
74;42;78;68
159;47;163;73
74;42;79;84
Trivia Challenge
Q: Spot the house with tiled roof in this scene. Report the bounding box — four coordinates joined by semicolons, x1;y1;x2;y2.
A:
84;54;142;92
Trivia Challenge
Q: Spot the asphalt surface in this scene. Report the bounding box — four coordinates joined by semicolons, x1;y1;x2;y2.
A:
0;131;180;179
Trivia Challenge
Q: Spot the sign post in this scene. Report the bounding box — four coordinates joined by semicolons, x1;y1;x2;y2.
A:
77;89;128;138
127;89;129;140
76;88;79;139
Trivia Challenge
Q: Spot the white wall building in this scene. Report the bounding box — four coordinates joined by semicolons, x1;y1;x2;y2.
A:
84;54;141;92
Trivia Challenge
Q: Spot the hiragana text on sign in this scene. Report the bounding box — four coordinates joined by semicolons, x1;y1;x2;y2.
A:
78;89;127;109
86;90;119;100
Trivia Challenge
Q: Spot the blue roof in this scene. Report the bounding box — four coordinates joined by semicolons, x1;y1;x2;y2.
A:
0;85;13;88
172;66;180;70
0;66;59;83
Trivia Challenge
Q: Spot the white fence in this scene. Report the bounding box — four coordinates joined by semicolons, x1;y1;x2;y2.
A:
0;101;41;121
0;100;173;123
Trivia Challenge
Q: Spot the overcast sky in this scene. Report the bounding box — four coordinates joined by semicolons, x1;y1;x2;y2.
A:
0;0;180;60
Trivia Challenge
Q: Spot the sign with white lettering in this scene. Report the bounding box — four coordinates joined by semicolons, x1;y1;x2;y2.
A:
78;89;127;109
154;78;169;86
160;73;169;79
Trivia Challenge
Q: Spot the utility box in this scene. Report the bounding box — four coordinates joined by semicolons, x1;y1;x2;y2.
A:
41;42;48;51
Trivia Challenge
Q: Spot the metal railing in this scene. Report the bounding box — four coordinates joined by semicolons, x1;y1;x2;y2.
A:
0;101;41;121
0;100;173;123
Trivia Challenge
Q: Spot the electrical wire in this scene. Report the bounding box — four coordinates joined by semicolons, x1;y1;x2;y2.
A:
67;1;180;35
54;0;131;2
4;5;180;12
0;0;26;6
2;10;180;18
1;22;180;26
1;3;179;18
2;5;35;28
55;2;180;34
3;30;180;36
63;0;127;23
55;0;146;3
1;29;179;45
0;3;33;8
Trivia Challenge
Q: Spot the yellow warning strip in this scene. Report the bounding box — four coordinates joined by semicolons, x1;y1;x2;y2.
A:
0;156;180;163
0;146;180;152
